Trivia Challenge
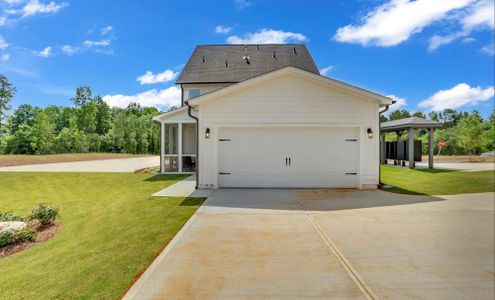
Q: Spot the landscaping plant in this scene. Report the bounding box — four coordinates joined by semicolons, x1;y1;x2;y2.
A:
0;227;35;247
29;204;59;225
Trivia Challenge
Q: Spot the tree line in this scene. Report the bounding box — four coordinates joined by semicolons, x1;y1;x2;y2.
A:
0;75;161;155
0;74;493;156
381;108;494;156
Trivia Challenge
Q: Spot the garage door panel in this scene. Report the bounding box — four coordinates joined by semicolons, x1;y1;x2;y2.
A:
218;126;360;188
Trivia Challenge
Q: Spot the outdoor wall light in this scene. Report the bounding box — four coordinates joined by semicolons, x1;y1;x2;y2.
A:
205;128;210;139
367;128;373;139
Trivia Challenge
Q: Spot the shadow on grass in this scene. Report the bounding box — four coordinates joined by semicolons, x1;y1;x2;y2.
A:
179;197;206;206
381;186;429;196
415;168;457;174
144;174;189;182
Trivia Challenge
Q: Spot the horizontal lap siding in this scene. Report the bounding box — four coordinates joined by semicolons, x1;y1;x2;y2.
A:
198;74;379;188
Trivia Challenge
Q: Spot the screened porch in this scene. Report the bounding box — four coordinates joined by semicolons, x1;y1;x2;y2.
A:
160;122;197;173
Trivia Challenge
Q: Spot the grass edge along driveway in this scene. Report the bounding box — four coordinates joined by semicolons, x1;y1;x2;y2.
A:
381;165;494;195
0;172;203;300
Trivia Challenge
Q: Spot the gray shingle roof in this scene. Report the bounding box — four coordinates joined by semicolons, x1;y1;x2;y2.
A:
381;117;443;131
176;44;319;84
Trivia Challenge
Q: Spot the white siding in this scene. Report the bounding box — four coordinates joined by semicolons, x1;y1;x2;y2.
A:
197;73;380;188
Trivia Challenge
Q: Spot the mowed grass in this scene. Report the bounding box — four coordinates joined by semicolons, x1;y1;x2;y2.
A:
382;165;495;195
0;172;203;299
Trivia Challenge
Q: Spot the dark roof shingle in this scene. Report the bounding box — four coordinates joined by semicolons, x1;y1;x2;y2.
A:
176;44;319;84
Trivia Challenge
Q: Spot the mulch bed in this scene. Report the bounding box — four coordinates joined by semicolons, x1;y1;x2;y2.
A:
0;221;61;258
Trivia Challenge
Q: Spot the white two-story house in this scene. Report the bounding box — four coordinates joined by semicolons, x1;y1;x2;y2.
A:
153;44;393;189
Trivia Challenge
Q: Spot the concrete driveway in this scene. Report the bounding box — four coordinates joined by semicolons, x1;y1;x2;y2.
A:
0;156;159;172
125;189;495;300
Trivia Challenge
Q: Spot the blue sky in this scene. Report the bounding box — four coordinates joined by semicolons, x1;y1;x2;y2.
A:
0;0;494;117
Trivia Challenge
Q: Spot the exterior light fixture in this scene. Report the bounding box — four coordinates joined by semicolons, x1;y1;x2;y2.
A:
367;128;373;139
205;128;210;139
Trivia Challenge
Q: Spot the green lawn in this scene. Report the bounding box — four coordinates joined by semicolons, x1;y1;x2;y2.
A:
0;172;203;299
381;165;495;195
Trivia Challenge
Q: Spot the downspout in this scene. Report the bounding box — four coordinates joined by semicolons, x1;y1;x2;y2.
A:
186;100;199;189
378;104;391;188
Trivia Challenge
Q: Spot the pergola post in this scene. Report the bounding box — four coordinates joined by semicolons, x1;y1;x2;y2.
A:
380;132;386;164
395;131;401;165
160;122;165;173
429;127;434;169
408;128;415;169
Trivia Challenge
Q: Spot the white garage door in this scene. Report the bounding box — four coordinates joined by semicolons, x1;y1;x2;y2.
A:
218;126;360;188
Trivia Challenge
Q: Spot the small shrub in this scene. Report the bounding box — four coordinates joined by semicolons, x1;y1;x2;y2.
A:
0;212;24;222
0;227;36;247
29;204;59;225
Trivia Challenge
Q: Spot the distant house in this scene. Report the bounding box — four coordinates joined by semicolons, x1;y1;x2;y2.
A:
153;44;393;189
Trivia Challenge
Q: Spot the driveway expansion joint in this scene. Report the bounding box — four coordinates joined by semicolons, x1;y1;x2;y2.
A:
291;190;378;300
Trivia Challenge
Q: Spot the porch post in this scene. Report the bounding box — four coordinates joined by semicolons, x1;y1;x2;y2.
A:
178;123;183;173
160;122;165;173
408;128;415;169
429;127;434;169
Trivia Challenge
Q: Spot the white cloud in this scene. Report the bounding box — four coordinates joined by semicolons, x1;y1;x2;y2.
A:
83;39;111;47
101;25;113;35
387;95;407;108
137;69;178;85
1;53;10;61
215;25;232;34
481;43;494;55
233;0;252;10
462;37;477;43
334;0;473;47
3;0;24;4
0;36;8;49
0;16;6;26
461;0;494;30
227;28;307;44
61;44;77;55
35;46;51;57
419;83;495;110
21;0;67;18
428;0;494;50
103;86;181;109
319;65;333;76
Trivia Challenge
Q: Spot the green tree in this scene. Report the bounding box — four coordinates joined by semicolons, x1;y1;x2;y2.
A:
8;104;38;134
72;86;93;107
78;101;98;134
30;111;56;154
95;96;111;135
457;114;483;157
412;111;426;118
389;109;411;121
0;75;16;135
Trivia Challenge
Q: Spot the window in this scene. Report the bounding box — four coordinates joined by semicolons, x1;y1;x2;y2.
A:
188;89;201;99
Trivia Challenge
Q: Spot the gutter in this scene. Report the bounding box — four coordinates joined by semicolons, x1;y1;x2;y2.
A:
378;104;391;187
186;100;199;189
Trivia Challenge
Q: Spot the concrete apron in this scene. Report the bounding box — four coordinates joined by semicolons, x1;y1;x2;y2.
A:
125;189;495;300
124;188;369;299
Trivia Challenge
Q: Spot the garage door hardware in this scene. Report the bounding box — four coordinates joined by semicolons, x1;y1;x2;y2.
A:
219;172;231;175
219;139;231;141
345;139;358;142
345;172;358;175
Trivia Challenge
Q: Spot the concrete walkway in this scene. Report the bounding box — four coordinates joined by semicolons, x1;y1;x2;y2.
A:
124;189;494;299
0;156;159;172
153;175;213;198
416;161;494;172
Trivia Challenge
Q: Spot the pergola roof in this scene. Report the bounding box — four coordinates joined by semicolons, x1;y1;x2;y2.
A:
381;117;443;132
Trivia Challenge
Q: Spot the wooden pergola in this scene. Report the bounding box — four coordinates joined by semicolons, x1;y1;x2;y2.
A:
380;117;443;169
